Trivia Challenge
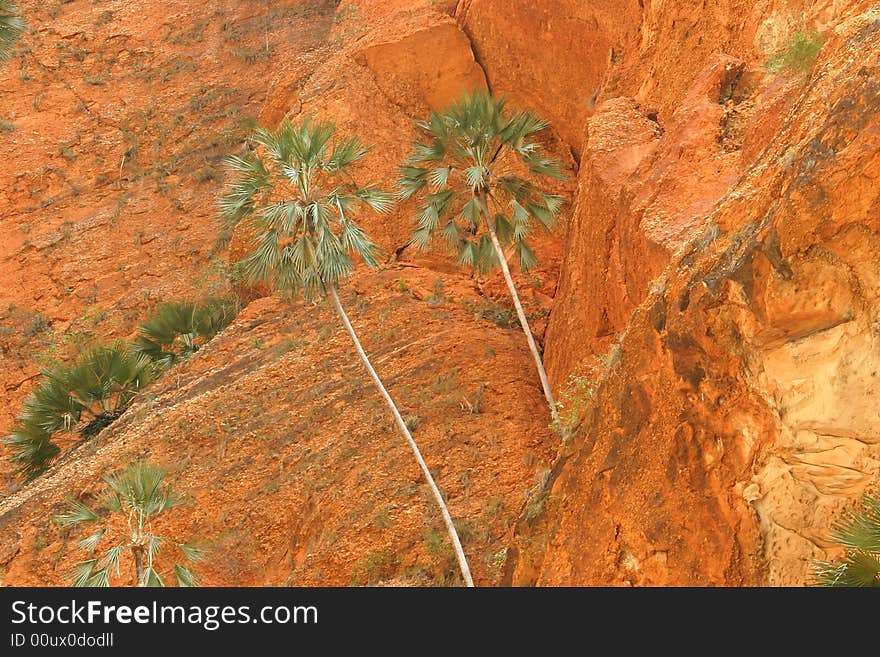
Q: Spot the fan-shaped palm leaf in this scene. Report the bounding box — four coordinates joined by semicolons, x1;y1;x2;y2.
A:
135;298;237;367
219;117;390;299
5;421;61;480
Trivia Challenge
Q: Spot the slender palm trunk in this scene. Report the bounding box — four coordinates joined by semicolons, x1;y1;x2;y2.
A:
132;545;145;587
328;284;474;587
479;194;562;433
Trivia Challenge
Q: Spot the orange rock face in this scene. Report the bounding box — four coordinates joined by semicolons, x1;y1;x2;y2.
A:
2;0;880;588
506;2;880;586
457;0;643;153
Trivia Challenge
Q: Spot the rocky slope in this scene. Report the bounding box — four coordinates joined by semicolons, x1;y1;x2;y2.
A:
2;0;879;586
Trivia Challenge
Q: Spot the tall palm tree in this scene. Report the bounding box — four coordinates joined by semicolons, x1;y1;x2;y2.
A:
5;342;155;480
399;91;567;433
55;460;204;586
0;1;25;62
815;493;880;587
219;118;474;586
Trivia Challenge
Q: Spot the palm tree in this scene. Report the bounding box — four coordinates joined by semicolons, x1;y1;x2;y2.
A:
218;118;474;586
5;342;155;480
0;1;25;62
398;91;567;432
815;493;880;587
134;298;238;368
55;460;204;586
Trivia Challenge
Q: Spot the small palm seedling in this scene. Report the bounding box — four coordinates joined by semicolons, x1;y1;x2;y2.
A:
399;91;567;431
55;460;204;587
814;493;880;587
219;117;474;586
4;342;155;480
0;1;25;62
134;298;238;368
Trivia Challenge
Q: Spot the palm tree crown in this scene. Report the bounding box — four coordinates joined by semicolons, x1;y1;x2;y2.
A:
219;118;392;297
398;90;566;272
55;460;204;587
0;1;25;62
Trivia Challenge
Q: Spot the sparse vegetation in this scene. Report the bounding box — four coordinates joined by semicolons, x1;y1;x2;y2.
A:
55;460;205;586
767;30;824;73
399;90;567;432
425;278;447;305
556;345;619;434
351;548;400;586
814;493;880;587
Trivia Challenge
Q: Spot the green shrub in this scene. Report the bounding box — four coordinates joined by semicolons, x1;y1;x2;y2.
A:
351;548;400;586
767;31;824;73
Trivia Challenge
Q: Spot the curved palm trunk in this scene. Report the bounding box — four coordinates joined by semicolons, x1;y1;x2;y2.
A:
480;195;562;433
328;284;474;587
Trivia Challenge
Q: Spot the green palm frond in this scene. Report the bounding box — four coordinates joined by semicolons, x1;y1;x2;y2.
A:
135;298;237;367
815;552;880;587
102;461;180;521
55;497;100;528
26;368;86;433
174;564;198;587
515;239;538;272
219;118;391;298
4;420;61;480
178;542;207;563
87;567;110;587
77;529;105;553
815;494;880;587
148;535;165;561
66;342;156;413
101;545;124;577
396;165;429;200
0;1;25;62
400;90;567;273
6;343;155;480
143;567;164;587
493;213;513;243
326;136;368;171
524;152;567;180
830;494;880;551
217;154;271;230
70;559;98;587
